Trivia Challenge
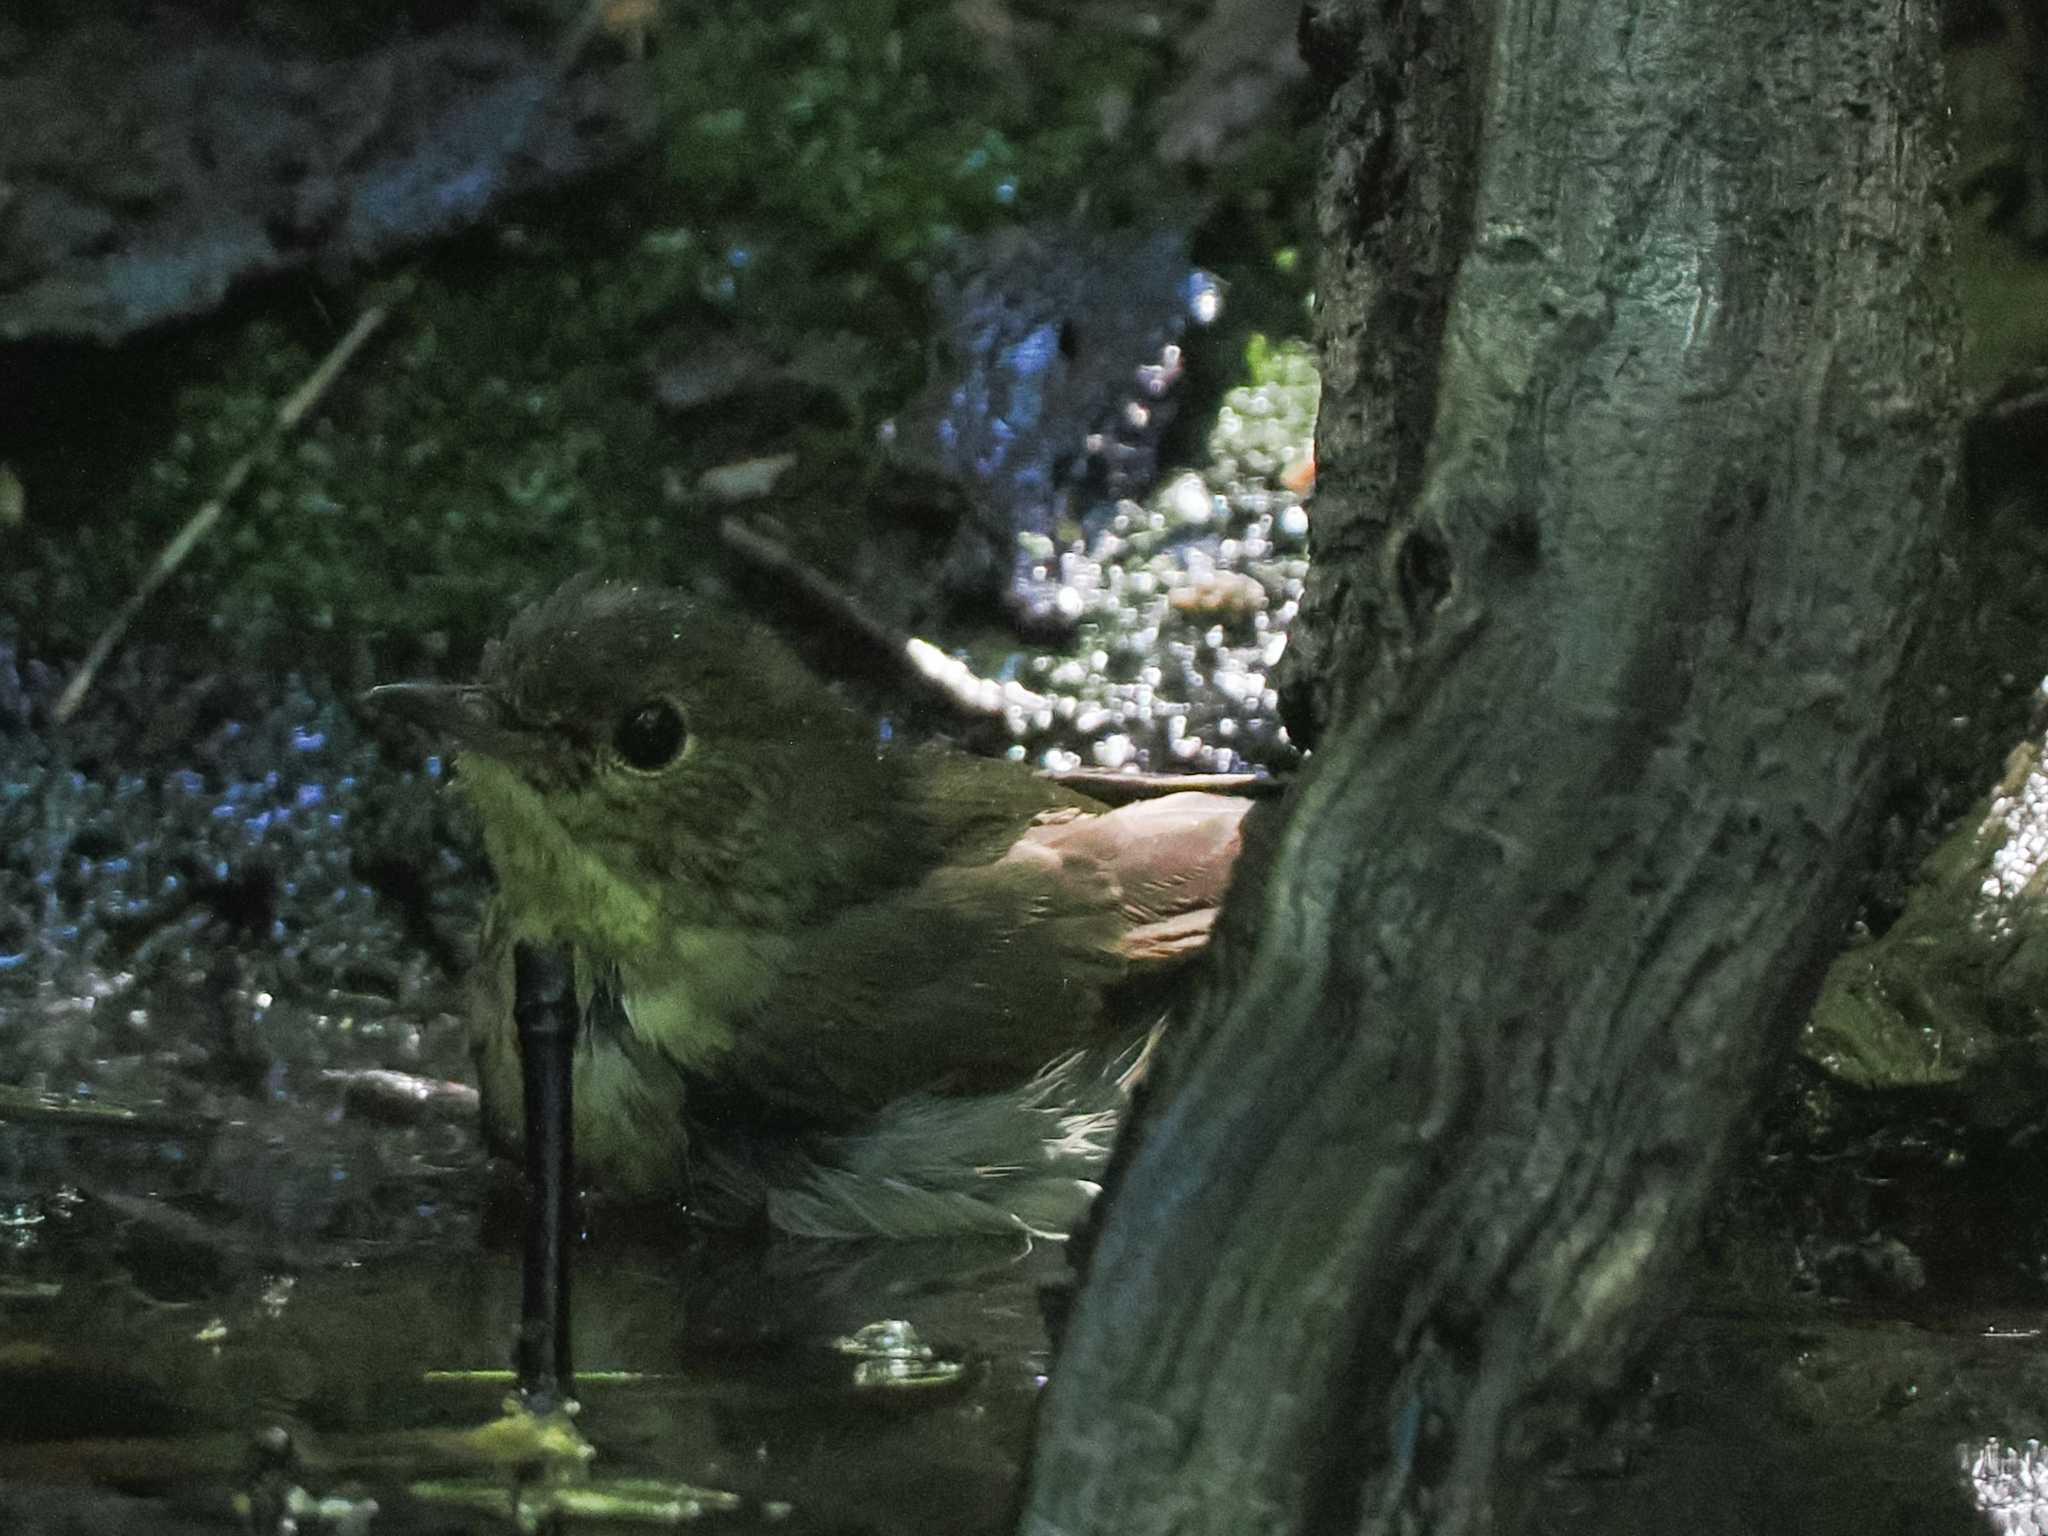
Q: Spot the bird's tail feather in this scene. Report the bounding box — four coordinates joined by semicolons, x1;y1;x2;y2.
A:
693;1043;1138;1240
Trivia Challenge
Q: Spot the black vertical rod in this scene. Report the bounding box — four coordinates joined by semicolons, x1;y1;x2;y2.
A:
512;940;577;1411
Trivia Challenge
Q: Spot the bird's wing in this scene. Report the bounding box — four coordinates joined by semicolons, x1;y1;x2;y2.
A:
712;790;1250;1121
911;749;1251;964
1011;791;1251;959
902;747;1102;863
993;791;1251;969
713;831;1134;1123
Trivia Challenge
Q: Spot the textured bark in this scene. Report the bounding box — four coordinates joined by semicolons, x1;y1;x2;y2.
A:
1277;0;1486;746
1020;0;1959;1532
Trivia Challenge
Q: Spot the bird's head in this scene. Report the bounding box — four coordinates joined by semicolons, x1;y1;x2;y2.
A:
367;576;902;955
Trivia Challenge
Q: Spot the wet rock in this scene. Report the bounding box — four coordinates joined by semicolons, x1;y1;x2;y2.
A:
0;10;654;343
1166;567;1269;621
1795;1232;1930;1301
884;223;1220;631
697;452;798;501
1804;717;2048;1124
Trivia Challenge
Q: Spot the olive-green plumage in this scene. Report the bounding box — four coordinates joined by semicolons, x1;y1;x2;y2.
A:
371;575;1246;1237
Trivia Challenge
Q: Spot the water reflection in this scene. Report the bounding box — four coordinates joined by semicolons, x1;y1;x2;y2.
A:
1;1229;1063;1533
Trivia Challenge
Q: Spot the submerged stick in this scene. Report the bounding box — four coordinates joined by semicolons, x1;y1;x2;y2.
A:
53;304;388;724
512;940;578;1414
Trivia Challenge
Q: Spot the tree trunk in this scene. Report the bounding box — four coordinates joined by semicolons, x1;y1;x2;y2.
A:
1018;0;1959;1531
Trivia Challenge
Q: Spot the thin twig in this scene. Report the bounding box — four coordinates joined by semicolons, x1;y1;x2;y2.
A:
718;518;1283;797
54;305;389;724
1042;768;1279;802
901;634;1052;718
717;515;906;659
719;514;1052;719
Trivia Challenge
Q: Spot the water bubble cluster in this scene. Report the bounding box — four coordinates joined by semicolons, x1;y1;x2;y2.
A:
989;337;1320;776
1980;721;2048;917
1964;1437;2048;1528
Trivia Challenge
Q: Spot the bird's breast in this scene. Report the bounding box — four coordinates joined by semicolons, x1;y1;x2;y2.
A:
614;924;797;1072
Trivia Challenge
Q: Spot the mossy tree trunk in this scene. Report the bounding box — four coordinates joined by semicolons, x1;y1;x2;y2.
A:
1017;0;1958;1532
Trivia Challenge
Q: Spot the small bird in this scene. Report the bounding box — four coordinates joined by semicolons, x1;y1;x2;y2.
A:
368;576;1249;1238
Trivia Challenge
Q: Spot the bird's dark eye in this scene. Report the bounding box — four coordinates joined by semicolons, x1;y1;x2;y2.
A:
613;698;686;772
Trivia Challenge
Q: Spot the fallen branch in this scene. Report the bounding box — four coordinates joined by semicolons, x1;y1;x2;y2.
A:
718;514;1052;720
719;515;1283;798
717;515;907;659
54;304;389;724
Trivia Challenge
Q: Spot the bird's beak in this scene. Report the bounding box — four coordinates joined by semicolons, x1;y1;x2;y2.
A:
360;682;540;764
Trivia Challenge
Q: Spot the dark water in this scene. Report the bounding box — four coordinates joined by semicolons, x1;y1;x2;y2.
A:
3;1199;2028;1536
0;1202;1063;1534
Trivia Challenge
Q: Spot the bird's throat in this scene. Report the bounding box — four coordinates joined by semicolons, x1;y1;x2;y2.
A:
458;753;661;961
463;753;792;1074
